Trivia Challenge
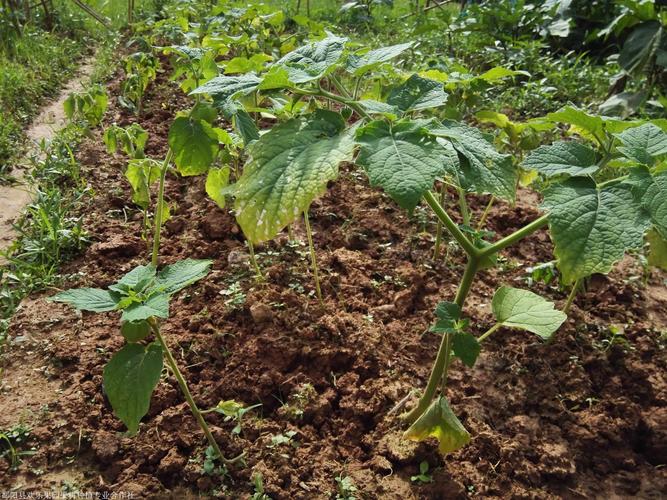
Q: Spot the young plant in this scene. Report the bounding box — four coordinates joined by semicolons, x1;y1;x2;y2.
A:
119;51;159;115
50;259;243;466
190;34;667;455
63;85;108;127
103;123;148;159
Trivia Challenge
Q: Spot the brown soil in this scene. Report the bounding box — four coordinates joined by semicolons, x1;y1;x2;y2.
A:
0;63;666;500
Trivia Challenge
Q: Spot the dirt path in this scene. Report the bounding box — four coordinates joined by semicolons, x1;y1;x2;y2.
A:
0;60;95;257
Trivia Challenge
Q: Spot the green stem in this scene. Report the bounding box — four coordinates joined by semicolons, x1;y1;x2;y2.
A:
404;257;479;424
423;190;478;257
352;76;362;100
433;186;446;259
247;241;263;280
293;87;370;120
303;210;323;305
476;196;495;231
478;214;549;259
149;319;244;466
478;323;501;343
563;278;581;314
457;188;470;227
151;149;174;267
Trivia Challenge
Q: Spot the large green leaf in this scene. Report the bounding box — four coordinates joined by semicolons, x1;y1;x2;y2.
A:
168;117;219;176
345;42;413;76
190;74;261;104
546;106;605;143
103;343;163;435
356;120;458;211
275;34;347;84
152;259;212;295
121;293;170;323
491;286;567;340
615;123;667;166
542;178;650;283
232;110;356;243
387;74;448;114
50;288;120;312
619;21;664;74
429;120;516;201
627;167;667;238
522;141;599;178
404;396;470;454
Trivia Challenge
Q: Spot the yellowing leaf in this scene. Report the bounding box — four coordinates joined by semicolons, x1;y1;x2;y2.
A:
404;396;470;454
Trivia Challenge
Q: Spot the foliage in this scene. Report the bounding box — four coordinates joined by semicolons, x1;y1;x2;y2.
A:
64;84;108;126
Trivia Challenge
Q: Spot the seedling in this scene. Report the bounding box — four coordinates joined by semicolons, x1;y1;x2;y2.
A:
410;461;433;484
103;123;148;159
63;85;108;127
335;473;358;500
119;51;159;115
50;259;243;466
202;399;261;436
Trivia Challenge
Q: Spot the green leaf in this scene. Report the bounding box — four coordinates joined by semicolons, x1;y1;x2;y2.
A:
50;288;120;312
452;332;481;367
387;74;448;114
168;117;219;176
190;74;261;104
647;229;667;270
430;301;461;333
491;286;567;340
615;123;667;166
477;66;530;83
206;167;230;209
522;141;599;178
103;343;163;435
125;159;161;209
627;167;667;238
152;259;212;295
109;264;156;293
430;120;516;201
121;293;169;322
258;66;292;91
357;100;400;117
619;21;663;74
121;320;151;342
345;42;413;76
546;106;605;142
356;120;458;211
275;34;347;84
542;178;650;283
403;396;471;454
233;110;356;243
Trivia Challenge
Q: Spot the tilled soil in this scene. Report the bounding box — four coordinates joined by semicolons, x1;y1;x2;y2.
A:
0;64;666;500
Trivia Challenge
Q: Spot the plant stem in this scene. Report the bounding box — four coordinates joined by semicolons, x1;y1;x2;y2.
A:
457;188;470;227
293;87;370;120
303;210;323;305
433;186;446;259
149;319;244;466
563;278;581;314
247;240;263;280
478;214;549;259
478;323;501;343
404;257;479;424
151;149;174;267
476;196;495;231
423;190;478;257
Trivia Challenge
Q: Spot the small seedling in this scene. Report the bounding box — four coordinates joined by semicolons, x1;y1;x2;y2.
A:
411;460;433;484
51;259;244;466
335;473;358;500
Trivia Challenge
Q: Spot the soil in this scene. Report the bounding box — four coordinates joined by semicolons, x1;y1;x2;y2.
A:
0;59;96;258
0;60;666;500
